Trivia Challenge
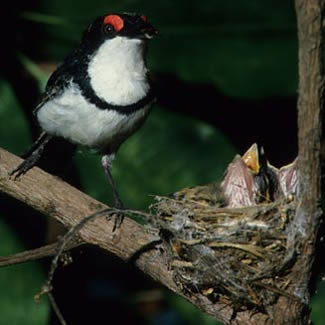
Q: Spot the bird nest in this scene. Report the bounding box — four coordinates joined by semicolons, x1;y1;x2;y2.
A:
150;144;298;313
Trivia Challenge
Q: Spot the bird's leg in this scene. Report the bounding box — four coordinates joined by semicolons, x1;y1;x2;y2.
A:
102;154;124;208
102;154;124;230
9;132;53;179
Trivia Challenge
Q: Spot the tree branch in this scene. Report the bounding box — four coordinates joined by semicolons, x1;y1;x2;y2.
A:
0;147;161;266
293;0;324;303
295;0;324;227
1;147;272;324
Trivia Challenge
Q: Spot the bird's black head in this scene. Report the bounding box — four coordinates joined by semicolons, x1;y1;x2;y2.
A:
104;13;158;40
81;13;158;52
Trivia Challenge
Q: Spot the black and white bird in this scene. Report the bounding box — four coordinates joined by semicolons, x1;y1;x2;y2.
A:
10;13;158;222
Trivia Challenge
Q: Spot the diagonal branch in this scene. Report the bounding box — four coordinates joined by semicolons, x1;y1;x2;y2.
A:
0;146;163;268
0;147;271;324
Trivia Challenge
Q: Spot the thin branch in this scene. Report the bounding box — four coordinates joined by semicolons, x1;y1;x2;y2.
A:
45;209;116;289
0;239;84;267
47;292;67;325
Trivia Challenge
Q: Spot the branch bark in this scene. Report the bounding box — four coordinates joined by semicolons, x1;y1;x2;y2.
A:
296;0;324;225
293;0;324;303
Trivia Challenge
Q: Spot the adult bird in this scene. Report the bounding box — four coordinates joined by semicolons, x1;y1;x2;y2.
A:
10;13;158;227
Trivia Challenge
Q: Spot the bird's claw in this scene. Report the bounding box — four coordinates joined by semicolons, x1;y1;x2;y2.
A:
112;212;124;232
9;153;40;180
9;161;31;180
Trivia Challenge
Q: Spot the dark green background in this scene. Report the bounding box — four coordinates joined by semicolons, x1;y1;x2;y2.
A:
0;1;324;324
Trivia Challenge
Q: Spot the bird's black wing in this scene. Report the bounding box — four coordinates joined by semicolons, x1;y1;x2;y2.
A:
33;48;84;114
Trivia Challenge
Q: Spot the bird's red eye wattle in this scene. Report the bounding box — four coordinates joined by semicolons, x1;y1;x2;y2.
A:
141;15;147;22
104;15;124;32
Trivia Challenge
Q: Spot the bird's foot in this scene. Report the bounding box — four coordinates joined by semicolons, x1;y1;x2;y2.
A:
9;133;52;180
9;152;42;179
111;198;124;232
101;153;126;231
112;212;124;232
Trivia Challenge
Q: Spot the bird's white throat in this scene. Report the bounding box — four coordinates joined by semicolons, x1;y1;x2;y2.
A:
87;36;150;106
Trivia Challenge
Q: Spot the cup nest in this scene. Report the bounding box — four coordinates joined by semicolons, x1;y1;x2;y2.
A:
150;144;298;314
151;195;297;313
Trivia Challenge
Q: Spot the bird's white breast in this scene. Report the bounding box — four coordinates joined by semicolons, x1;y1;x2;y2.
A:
36;83;150;151
87;36;150;106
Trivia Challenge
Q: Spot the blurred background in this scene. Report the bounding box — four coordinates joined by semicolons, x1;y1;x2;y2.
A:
0;1;324;324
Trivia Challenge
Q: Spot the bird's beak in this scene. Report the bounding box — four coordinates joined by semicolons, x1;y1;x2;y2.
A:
242;143;260;174
141;24;159;39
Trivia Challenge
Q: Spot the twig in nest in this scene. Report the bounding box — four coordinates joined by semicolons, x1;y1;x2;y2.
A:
207;242;266;259
252;281;302;302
